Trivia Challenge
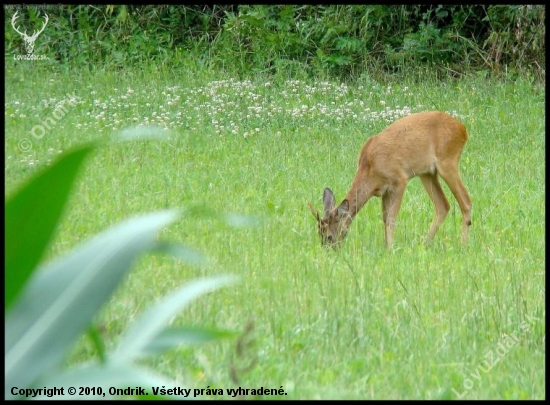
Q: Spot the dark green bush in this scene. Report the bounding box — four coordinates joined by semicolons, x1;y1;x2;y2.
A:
4;5;544;80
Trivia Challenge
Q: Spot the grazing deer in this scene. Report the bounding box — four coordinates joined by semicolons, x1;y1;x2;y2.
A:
308;111;472;248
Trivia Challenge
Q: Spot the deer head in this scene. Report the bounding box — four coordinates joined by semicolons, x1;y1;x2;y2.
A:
308;188;351;249
11;11;49;54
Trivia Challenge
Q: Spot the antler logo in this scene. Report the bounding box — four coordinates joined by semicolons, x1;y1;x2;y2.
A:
11;11;49;54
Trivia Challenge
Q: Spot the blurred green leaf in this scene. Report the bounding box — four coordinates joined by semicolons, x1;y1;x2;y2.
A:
5;130;243;399
112;125;171;142
223;213;263;227
112;275;237;363
144;326;238;355
152;240;210;267
5;210;180;398
87;325;107;364
4;144;95;310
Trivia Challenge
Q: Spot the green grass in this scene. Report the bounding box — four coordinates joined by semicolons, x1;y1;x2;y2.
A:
5;61;545;399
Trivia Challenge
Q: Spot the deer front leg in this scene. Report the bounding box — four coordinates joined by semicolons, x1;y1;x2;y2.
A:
382;193;390;246
381;183;406;248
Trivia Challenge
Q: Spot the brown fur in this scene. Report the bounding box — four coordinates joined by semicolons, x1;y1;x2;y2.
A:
308;111;472;248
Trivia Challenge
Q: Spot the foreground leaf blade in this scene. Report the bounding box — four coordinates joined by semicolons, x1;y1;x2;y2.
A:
152;240;210;267
4;145;94;310
143;326;238;355
112;125;170;142
5;210;180;397
112;275;237;363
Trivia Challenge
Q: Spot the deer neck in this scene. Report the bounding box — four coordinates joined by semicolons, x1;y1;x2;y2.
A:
343;189;370;221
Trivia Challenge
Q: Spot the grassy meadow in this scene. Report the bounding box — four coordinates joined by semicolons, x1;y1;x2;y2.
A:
5;62;545;399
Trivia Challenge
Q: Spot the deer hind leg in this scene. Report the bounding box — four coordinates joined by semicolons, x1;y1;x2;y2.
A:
419;173;450;242
381;180;406;248
436;161;472;245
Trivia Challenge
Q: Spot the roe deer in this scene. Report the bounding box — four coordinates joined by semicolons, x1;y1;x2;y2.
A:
308;111;472;249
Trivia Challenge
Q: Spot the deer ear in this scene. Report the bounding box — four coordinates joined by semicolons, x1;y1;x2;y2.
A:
337;199;349;216
307;201;321;222
323;188;336;215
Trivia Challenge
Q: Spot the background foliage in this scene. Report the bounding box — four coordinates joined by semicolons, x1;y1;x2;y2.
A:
5;5;545;80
